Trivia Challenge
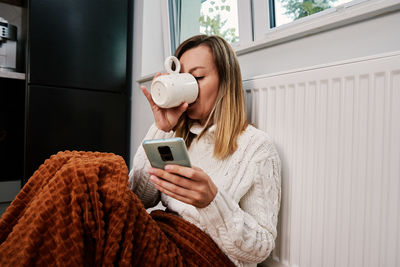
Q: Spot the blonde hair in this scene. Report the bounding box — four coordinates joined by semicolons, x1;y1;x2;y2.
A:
173;35;248;159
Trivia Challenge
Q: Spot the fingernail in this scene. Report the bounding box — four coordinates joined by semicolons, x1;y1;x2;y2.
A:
165;165;172;171
149;175;157;182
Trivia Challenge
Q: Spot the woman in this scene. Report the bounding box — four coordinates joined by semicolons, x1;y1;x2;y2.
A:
0;35;280;267
131;35;281;266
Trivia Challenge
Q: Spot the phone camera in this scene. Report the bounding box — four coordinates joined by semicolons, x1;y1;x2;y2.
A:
157;146;174;161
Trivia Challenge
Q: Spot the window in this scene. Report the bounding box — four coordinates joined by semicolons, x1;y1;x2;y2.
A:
166;0;398;55
270;0;355;28
169;0;239;53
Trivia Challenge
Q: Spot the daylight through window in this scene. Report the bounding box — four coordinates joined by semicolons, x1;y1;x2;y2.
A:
169;0;239;53
271;0;354;27
199;0;239;43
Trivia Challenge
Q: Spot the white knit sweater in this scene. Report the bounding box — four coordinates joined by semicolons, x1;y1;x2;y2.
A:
129;123;281;267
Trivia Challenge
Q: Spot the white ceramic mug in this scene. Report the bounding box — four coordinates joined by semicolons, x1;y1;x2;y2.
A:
150;56;199;108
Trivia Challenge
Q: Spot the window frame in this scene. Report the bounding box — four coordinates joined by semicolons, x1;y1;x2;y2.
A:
234;0;400;55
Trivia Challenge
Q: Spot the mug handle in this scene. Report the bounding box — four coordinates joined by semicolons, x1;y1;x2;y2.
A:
164;56;181;74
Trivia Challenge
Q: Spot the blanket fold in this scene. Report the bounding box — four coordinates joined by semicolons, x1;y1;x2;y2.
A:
0;151;234;267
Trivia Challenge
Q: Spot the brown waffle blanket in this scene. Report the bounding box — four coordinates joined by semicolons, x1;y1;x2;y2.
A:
0;151;234;266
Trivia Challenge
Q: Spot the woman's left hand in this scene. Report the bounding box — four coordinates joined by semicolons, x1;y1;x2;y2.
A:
148;165;218;208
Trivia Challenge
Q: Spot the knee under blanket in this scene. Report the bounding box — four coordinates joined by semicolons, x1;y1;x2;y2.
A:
0;151;234;266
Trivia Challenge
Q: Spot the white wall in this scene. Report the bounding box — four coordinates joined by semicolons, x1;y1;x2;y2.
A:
130;0;165;166
238;10;400;80
130;0;400;166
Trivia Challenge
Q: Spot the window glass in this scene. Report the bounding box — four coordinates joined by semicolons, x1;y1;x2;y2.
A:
272;0;354;27
199;0;239;43
169;0;239;53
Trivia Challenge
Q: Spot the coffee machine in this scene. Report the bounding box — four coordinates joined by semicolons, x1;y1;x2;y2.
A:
0;17;17;71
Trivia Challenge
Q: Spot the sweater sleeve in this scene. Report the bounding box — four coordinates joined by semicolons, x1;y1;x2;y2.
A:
197;150;281;264
129;123;174;208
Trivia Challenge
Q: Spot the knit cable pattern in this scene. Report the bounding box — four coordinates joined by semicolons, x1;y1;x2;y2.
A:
132;124;281;267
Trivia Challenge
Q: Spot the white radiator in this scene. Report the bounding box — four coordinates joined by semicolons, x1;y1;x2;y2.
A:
243;52;400;267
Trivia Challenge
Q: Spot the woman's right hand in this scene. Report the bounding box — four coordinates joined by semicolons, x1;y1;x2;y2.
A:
141;73;188;132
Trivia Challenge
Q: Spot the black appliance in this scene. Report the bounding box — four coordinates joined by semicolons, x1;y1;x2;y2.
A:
24;0;132;183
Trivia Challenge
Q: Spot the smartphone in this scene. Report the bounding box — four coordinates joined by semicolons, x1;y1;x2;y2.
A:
142;137;191;169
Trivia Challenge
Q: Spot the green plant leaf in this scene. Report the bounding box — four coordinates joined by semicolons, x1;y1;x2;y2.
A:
302;1;313;13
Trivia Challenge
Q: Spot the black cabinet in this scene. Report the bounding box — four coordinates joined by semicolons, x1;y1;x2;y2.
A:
23;0;132;183
25;86;129;179
28;0;128;92
0;78;25;182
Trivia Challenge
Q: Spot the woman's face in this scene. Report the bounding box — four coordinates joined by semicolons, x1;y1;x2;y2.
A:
179;44;219;125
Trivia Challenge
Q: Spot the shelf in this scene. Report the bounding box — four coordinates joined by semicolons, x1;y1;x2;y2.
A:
0;70;25;80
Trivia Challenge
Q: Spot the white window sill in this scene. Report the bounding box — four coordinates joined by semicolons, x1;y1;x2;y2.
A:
233;0;400;56
137;72;157;83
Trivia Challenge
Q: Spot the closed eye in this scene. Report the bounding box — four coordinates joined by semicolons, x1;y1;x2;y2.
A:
194;76;204;81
